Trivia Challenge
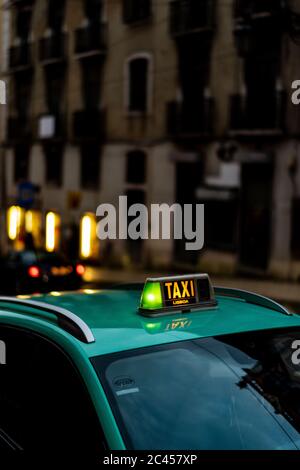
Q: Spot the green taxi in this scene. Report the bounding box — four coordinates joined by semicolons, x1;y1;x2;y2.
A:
1;273;300;452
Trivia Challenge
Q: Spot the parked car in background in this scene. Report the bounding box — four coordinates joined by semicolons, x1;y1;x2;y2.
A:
0;250;85;294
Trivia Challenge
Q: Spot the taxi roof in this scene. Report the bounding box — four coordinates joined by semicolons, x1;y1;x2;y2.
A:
28;287;300;358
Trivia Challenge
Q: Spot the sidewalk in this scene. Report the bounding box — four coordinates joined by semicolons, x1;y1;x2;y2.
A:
84;267;300;311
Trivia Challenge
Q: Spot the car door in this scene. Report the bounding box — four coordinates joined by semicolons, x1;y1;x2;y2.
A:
0;324;106;454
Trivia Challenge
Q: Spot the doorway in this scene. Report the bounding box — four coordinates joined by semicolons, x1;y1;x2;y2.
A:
175;160;202;265
239;162;273;272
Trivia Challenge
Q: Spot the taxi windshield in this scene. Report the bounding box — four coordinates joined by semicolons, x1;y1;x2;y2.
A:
92;329;300;450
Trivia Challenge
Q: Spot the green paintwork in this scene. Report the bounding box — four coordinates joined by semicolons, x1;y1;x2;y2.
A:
1;286;300;450
25;289;300;357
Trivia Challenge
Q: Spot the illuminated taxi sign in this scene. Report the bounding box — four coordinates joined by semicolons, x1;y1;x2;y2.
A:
139;274;217;316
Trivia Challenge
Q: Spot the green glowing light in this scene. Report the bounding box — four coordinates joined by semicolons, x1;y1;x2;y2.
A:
140;281;163;311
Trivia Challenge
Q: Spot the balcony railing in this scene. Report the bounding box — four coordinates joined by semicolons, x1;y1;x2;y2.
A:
167;98;214;137
39;33;66;64
7;116;32;142
9;42;31;71
234;20;282;57
234;0;282;19
170;0;215;38
123;0;152;24
233;0;283;57
8;0;34;9
229;92;286;133
73;109;106;142
74;23;107;57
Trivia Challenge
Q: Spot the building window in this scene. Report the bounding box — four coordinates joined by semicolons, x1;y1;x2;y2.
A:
123;0;151;24
81;61;102;110
45;65;65;113
126;150;147;184
291;197;300;259
80;144;100;190
16;9;32;40
14;145;30;182
126;55;151;113
44;144;63;187
170;0;214;34
243;57;279;130
84;0;103;20
14;73;32;118
47;0;66;31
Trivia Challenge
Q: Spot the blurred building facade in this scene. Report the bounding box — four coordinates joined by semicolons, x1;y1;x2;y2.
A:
2;0;300;279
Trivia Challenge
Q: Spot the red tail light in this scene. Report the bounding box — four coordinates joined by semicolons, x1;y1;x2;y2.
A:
28;266;41;278
76;264;85;276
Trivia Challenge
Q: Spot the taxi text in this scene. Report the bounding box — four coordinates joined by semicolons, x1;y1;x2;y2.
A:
164;280;195;301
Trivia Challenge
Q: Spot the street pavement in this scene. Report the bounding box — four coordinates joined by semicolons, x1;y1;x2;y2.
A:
83;267;300;313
